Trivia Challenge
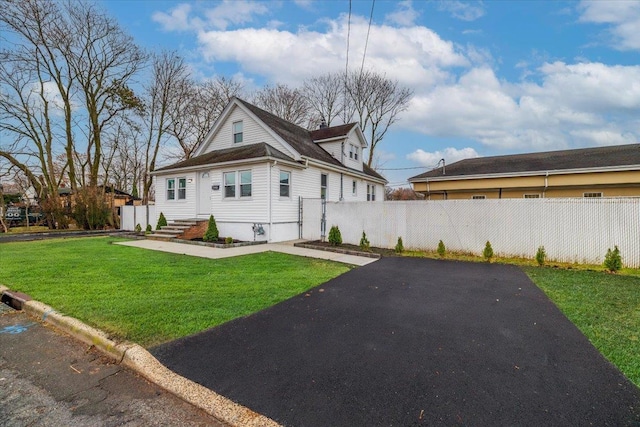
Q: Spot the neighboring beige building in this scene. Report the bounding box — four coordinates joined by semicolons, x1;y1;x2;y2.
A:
409;144;640;200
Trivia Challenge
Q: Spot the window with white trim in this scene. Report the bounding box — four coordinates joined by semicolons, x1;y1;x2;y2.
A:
224;170;252;198
583;192;603;198
280;171;291;198
352;180;357;196
472;195;486;199
166;178;175;200
524;194;540;198
320;174;327;199
166;177;186;201
240;170;252;197
367;184;376;201
233;121;243;144
349;144;359;160
224;172;235;198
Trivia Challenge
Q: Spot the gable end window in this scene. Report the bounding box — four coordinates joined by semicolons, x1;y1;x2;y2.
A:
233;121;243;144
349;144;359;160
583;192;603;198
166;177;187;201
280;171;291;198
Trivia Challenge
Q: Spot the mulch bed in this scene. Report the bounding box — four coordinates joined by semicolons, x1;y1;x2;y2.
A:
294;240;400;258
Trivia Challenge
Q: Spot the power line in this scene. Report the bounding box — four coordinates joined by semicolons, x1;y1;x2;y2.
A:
360;0;376;75
377;166;430;171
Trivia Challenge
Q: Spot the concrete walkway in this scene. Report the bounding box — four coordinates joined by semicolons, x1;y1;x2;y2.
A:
115;239;378;266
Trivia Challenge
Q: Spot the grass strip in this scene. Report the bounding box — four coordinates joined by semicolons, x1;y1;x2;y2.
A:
0;237;350;347
525;267;640;388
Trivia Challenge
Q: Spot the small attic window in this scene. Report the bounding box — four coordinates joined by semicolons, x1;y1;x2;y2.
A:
233;121;243;144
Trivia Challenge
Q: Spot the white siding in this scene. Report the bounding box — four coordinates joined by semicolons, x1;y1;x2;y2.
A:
201;106;296;157
208;164;269;223
315;140;343;162
154;172;197;221
344;133;364;172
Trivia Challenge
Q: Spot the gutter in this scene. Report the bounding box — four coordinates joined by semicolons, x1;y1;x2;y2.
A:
303;156;388;185
151;156;304;176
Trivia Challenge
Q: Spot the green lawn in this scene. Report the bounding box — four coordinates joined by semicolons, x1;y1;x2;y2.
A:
0;237;350;347
525;267;640;388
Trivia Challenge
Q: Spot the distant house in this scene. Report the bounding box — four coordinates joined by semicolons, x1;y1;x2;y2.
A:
409;144;640;200
152;97;387;242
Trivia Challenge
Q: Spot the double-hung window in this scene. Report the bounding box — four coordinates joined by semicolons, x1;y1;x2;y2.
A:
233;121;243;144
167;177;186;201
352;180;357;196
224;170;252;198
167;178;175;200
367;184;376;201
350;144;359;160
320;174;327;199
224;172;236;198
178;178;187;199
280;171;291;198
240;170;252;197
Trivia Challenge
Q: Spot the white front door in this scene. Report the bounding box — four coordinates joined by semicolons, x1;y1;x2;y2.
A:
197;171;211;215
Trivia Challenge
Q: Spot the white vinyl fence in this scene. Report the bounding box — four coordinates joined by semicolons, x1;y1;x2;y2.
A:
120;205;156;231
302;198;640;267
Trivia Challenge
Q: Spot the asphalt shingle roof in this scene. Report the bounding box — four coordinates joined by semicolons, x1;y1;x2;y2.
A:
409;144;640;180
155;143;294;172
309;123;358;141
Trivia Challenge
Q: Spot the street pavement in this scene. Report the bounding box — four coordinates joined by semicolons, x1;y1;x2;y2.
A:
0;302;227;426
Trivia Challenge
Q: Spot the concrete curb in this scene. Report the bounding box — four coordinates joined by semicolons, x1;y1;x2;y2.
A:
1;288;280;427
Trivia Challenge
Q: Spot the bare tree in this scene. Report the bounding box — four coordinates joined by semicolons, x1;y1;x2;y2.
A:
253;83;312;127
302;72;346;127
346;70;413;167
168;76;243;160
0;0;146;228
140;50;190;204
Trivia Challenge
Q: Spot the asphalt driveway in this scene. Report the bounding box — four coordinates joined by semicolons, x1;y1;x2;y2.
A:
151;257;640;426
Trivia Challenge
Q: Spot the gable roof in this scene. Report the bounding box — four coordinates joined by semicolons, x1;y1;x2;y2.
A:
155;143;294;173
235;98;344;167
310;123;358;142
163;97;386;182
409;144;640;181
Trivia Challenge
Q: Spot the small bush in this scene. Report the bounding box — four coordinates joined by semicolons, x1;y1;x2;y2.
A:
225;236;233;244
536;246;546;266
156;212;167;230
437;240;446;258
145;224;152;234
395;237;404;253
134;223;142;233
604;245;622;272
483;241;494;262
203;215;219;242
359;231;370;251
328;225;342;246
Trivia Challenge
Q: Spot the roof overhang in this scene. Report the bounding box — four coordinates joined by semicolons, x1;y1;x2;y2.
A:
409;164;640;183
151;156;304;176
304;156;388;185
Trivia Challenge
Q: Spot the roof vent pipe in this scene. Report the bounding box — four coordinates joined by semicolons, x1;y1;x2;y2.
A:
319;118;327;129
440;158;445;175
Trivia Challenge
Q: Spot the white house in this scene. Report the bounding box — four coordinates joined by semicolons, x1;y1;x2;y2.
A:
152;97;387;242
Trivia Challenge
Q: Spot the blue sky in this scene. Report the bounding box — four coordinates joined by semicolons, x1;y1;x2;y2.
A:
101;0;640;187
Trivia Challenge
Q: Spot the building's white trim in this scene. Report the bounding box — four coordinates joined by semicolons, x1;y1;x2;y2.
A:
151;156;304;176
303;156;387;185
409;164;640;183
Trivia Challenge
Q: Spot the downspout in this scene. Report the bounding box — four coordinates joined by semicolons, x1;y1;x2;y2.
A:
543;171;549;198
268;161;274;242
426;179;431;201
340;141;344;201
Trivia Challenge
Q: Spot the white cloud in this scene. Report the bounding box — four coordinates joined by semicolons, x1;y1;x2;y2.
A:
196;15;468;87
408;147;479;167
385;1;420;27
204;0;269;30
578;0;640;50
152;4;194;32
438;1;486;22
403;62;640;150
152;1;269;32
